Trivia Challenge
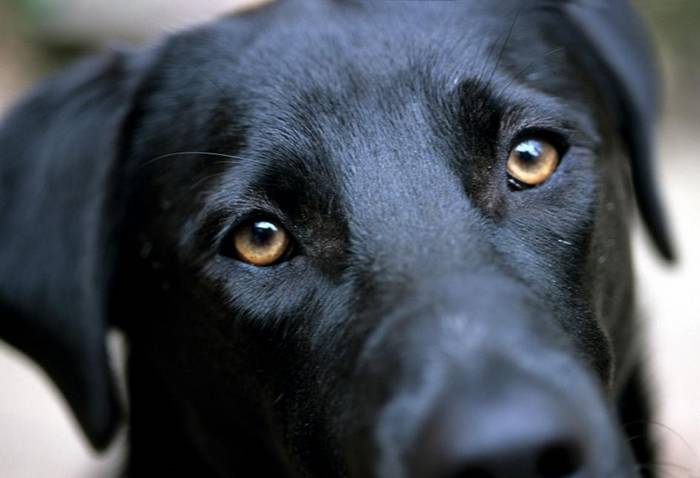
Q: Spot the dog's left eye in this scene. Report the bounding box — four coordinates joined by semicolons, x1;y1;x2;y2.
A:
506;138;560;189
226;219;292;266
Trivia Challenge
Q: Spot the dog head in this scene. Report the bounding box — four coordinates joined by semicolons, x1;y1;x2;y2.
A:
0;1;673;476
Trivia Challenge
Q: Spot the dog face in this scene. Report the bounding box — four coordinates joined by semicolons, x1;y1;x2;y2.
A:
0;1;673;477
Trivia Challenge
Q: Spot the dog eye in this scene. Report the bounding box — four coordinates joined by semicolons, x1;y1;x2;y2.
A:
229;219;291;266
506;138;560;188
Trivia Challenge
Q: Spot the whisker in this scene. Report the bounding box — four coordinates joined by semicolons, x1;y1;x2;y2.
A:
482;7;522;87
142;151;245;167
495;46;565;99
623;419;699;459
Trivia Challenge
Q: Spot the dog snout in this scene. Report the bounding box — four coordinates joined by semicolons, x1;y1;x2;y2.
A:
411;384;590;478
344;275;635;478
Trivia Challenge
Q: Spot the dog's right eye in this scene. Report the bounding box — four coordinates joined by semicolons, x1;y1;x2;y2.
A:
506;138;561;189
224;219;292;266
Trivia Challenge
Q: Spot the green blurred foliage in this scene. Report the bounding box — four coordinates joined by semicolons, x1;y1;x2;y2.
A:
6;0;59;21
637;0;700;56
636;1;700;119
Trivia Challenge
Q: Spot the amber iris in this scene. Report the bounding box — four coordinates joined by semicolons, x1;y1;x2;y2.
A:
506;139;560;187
232;220;290;266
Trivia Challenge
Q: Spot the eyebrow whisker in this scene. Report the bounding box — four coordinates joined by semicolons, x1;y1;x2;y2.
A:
495;46;565;100
142;151;246;167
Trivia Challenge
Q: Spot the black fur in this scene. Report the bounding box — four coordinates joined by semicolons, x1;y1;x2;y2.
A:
0;1;672;477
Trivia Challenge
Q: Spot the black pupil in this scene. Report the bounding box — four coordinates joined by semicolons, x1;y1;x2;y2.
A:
514;140;543;163
250;221;278;246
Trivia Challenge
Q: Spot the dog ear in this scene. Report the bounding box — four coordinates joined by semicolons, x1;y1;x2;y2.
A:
0;50;149;449
558;1;675;260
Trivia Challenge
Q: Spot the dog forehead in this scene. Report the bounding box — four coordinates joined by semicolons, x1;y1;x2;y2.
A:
221;0;574;138
168;1;593;250
232;1;524;89
204;2;576;229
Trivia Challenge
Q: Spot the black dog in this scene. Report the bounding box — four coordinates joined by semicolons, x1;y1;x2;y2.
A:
0;1;674;477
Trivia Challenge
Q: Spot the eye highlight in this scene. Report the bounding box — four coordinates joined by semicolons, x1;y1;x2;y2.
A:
506;138;560;188
229;219;291;266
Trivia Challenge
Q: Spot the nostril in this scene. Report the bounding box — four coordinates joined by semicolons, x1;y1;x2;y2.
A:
535;440;583;478
449;440;583;478
413;386;594;478
453;466;495;478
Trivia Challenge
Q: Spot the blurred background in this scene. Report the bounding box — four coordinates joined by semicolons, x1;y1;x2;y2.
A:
0;0;698;476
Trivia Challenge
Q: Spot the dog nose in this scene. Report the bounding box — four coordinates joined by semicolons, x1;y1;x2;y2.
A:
447;440;583;478
411;386;589;478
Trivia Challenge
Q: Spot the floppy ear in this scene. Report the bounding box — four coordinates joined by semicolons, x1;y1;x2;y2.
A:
558;1;675;260
0;50;148;449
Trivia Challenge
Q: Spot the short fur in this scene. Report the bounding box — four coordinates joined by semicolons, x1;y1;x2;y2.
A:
0;1;673;477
